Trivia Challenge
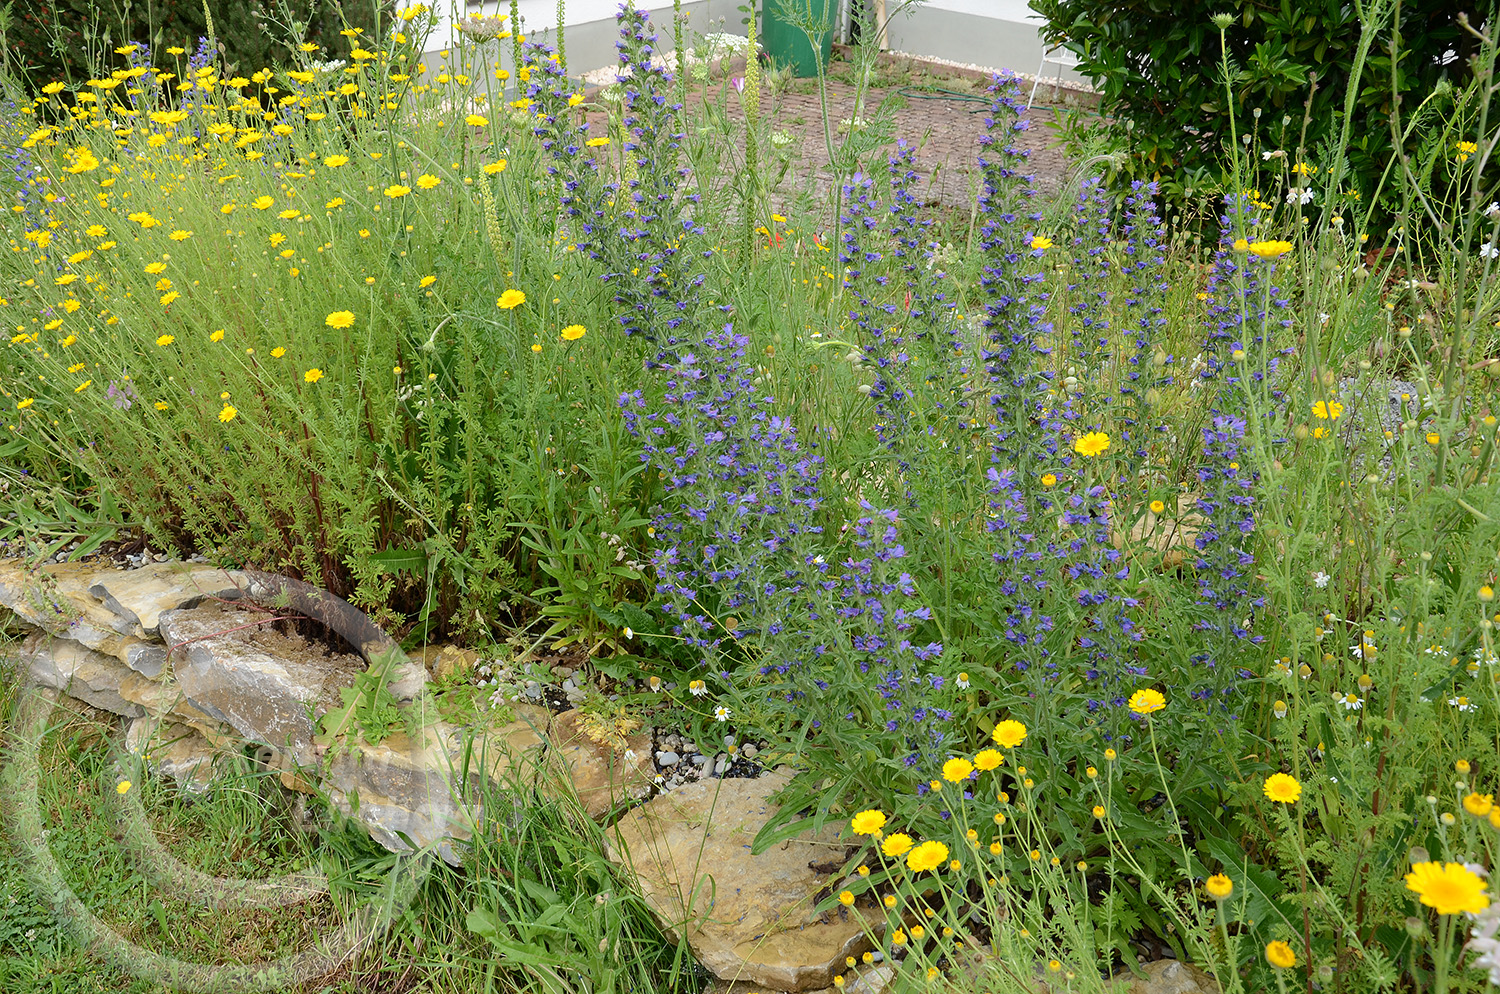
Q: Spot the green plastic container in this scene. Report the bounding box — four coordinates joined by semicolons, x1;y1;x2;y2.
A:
761;0;835;78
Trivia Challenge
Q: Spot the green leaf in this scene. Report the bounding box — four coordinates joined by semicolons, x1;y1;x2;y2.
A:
368;548;429;576
1197;835;1296;942
750;773;855;855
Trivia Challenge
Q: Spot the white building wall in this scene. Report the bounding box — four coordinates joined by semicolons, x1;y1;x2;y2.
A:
418;0;1080;85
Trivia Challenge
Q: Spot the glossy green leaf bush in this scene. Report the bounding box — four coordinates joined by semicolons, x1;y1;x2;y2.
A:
1032;0;1489;221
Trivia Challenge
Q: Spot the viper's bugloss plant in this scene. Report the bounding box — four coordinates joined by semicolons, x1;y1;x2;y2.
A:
602;5;704;351
1116;179;1172;465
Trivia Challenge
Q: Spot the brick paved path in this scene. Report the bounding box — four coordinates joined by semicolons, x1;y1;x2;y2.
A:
750;76;1077;209
581;54;1087;218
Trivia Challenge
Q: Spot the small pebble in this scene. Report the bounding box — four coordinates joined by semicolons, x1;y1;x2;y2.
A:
742;744;758;760
658;751;681;766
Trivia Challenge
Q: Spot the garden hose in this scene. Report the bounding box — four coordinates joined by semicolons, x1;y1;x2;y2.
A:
895;85;1104;116
896;86;995;114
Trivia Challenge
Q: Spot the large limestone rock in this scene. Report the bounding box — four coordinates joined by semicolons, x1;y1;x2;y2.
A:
548;708;655;820
3;559;607;878
607;771;868;992
0;561;142;656
324;707;551;862
20;632;144;717
159;601;361;767
124;716;220;792
84;562;249;638
0;560;247;677
417;644;480;684
1112;494;1203;569
1112;960;1221;994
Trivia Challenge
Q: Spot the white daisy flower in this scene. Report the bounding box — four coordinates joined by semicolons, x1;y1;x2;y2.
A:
1335;691;1364;711
689;679;707;697
1450;696;1476;712
714;705;731;723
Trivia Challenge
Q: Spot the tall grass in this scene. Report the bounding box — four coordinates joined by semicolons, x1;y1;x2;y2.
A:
1;2;1499;994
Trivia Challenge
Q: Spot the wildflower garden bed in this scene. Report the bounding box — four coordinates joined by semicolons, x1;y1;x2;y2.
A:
2;3;1500;994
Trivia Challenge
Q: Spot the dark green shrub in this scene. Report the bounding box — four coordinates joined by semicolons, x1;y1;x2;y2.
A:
4;0;388;91
1031;0;1494;226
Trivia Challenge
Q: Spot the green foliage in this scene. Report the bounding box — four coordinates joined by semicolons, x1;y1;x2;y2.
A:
449;723;699;994
6;0;389;92
1030;0;1490;225
315;646;414;748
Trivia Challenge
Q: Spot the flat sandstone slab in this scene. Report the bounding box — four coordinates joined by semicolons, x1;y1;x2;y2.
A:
607;771;867;992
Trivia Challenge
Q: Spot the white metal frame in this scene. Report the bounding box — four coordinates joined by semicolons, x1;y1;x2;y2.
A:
1027;43;1080;108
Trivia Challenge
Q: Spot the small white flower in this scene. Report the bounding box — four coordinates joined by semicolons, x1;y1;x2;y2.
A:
1482;241;1500;260
714;705;731;722
1487;202;1500;218
624;749;638;763
1471;905;1500;986
1273;700;1288;718
1312;571;1331;588
1335;691;1364;711
1450;695;1476;712
956;672;970;690
689;680;707;697
648;675;662;692
1287;187;1314;206
1318;312;1330;326
1424;643;1445;655
622;626;634;640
